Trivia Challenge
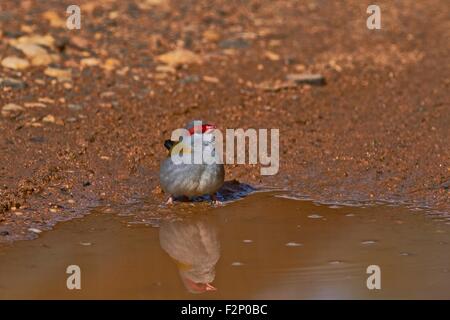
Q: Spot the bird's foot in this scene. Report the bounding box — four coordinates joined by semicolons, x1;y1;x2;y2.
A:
165;196;174;205
210;194;223;206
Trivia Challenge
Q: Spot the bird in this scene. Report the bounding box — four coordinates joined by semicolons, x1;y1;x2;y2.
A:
159;215;220;293
159;120;225;204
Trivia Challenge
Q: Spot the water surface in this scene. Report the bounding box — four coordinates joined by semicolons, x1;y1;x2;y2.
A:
0;192;449;299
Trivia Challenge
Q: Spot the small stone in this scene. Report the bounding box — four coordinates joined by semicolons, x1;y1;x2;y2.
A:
9;34;55;49
203;30;220;42
42;10;66;28
307;214;323;219
80;242;92;246
28;228;42;234
0;230;9;236
231;262;244;267
1;56;30;70
155;65;176;74
0;77;26;89
31;54;59;66
81;57;101;67
38;97;55;104
100;91;115;99
203;75;220;83
42;114;56;123
286;73;326;86
44;67;72;82
24;102;46;108
12;42;48;58
21;25;35;33
65;117;77;123
156;49;202;67
255;80;296;92
219;38;250;49
264;51;280;61
68;104;83;111
178;75;200;84
2;103;24;117
102;58;121;71
242;239;253;243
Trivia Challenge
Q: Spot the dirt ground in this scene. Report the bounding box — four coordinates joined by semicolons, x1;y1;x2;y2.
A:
0;0;449;242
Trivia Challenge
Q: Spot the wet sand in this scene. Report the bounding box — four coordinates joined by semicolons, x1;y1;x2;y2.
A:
1;192;449;299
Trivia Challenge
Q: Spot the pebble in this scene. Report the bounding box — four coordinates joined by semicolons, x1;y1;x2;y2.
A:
42;114;56;123
286;73;326;86
203;75;220;83
42;10;66;28
65;117;77;123
202;30;220;42
44;67;72;82
0;77;26;89
1;56;30;70
38;97;55;104
242;239;253;243
10;34;55;49
155;65;176;74
219;38;250;49
100;91;115;99
264;51;280;61
178;75;200;84
28;228;42;234
68;103;83;111
255;80;296;92
80;242;92;246
231;262;244;267
24;102;46;108
81;58;101;67
2;103;24;117
102;58;121;71
10;34;55;48
156;49;202;67
12;42;48;58
31;54;59;66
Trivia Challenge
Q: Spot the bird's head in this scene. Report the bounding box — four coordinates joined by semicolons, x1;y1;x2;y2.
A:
185;120;217;136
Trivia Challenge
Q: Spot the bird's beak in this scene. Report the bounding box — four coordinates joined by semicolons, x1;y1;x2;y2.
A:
205;283;217;291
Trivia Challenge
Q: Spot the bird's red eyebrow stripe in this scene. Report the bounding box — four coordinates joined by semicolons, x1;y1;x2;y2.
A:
188;124;216;135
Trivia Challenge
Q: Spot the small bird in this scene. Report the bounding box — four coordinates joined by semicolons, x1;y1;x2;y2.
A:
160;120;225;204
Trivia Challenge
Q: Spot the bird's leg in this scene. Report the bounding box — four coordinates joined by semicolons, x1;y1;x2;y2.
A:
165;195;174;205
211;193;222;206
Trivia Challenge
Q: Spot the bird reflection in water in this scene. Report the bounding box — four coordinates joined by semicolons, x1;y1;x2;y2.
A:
159;214;220;294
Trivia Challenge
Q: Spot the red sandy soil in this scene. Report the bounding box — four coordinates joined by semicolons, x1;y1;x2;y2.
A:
0;0;449;241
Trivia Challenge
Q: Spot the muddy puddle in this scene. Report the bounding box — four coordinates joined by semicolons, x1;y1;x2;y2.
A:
0;192;449;299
